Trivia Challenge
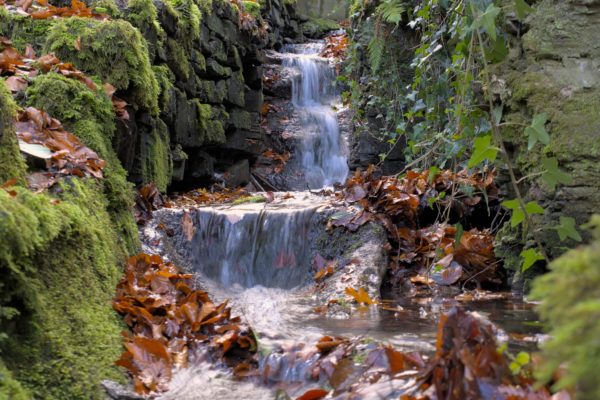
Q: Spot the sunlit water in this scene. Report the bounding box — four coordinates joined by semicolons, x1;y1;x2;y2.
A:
282;42;349;189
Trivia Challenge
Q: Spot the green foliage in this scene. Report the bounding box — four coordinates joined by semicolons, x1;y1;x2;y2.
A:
525;113;549;150
502;200;544;228
375;0;405;25
541;157;572;190
514;0;533;20
0;360;30;400
531;216;600;398
468;135;498;168
554;216;582;242
367;35;384;72
520;248;544;273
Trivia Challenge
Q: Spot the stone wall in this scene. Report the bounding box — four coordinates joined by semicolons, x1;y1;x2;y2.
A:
496;0;600;255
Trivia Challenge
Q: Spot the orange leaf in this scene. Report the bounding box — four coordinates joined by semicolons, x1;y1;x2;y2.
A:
344;287;374;305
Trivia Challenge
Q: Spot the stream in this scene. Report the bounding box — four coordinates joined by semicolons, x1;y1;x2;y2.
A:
149;41;543;400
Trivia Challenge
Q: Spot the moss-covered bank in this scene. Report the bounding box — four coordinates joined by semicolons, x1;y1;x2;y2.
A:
0;24;136;400
0;181;127;399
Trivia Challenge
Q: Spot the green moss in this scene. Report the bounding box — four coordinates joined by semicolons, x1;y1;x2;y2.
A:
166;0;202;44
301;17;339;38
45;18;159;114
531;215;600;399
197;103;226;144
0;360;30;400
26;73;139;253
166;37;190;81
242;1;261;19
232;195;266;205
0;81;26;184
0;180;126;399
90;0;123;18
126;0;166;59
153;64;175;110
0;10;53;52
141;119;173;192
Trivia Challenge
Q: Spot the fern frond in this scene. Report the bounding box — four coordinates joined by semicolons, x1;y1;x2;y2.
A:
376;0;406;25
368;35;384;72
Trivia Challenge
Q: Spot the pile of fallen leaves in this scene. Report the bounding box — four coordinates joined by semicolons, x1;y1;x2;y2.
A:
169;187;251;207
285;307;561;400
320;32;349;60
0;0;108;20
113;254;257;394
0;37;129;120
332;166;500;288
16;107;106;190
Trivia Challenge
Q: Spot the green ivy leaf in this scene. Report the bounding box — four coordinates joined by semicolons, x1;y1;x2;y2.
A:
514;0;533;20
468;135;498;168
502;199;524;227
502;200;544;227
485;36;508;63
542;157;573;190
515;351;531;365
525;113;550;150
555;216;582;242
480;4;501;40
520;249;545;272
525;201;545;215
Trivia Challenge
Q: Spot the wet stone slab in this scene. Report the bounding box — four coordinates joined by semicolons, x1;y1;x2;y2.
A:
140;193;389;302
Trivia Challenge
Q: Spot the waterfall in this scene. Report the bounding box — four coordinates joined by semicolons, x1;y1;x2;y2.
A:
283;42;349;189
190;205;317;289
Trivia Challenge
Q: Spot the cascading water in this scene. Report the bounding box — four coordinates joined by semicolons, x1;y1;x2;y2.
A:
283;42;349;189
190;205;316;289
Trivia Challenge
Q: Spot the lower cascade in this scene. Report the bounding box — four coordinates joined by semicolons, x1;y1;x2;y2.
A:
191;204;317;289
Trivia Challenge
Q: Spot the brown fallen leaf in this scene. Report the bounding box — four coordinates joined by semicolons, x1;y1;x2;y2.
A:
345;287;374;305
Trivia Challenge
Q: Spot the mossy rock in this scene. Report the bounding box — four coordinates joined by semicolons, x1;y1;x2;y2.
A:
0;80;26;184
125;0;166;60
0;180;127;399
140;118;173;193
0;9;53;52
26;73;139;253
242;0;262;19
0;360;30;400
44;17;159;114
301;16;339;38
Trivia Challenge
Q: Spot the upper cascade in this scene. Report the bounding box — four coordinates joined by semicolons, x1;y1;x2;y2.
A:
282;42;349;189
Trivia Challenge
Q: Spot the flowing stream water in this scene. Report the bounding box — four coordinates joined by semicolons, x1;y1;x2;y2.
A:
155;41;542;400
283;42;349;188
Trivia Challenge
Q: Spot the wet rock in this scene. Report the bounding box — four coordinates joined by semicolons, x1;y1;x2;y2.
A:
228;108;254;130
244;89;264;112
186;150;215;181
201;58;232;79
313;221;389;304
225;71;246;107
101;380;144;400
224;128;265;156
224;159;251;188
